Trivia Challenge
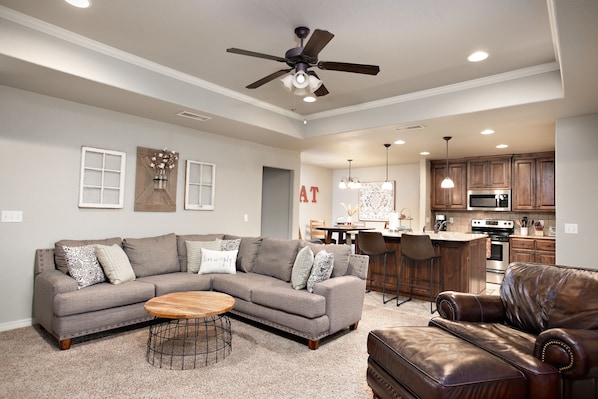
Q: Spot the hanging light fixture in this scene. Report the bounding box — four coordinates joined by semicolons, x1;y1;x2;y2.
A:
441;136;455;189
339;159;361;189
381;144;393;190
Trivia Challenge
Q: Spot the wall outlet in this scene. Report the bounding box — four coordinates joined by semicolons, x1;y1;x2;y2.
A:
564;223;578;234
449;217;454;224
1;210;23;223
243;214;248;222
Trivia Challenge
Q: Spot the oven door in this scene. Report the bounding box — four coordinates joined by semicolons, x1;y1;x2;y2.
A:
486;239;509;284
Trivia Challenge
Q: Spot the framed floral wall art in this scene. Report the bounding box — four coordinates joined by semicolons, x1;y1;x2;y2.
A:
358;181;395;221
134;146;178;212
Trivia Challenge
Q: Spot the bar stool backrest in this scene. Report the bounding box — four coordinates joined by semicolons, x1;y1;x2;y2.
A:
400;234;437;260
358;231;388;256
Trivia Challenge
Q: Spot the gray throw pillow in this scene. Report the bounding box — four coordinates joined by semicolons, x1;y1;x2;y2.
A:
63;244;106;289
95;244;136;285
307;250;334;293
253;238;299;282
291;246;314;290
232;236;262;272
123;233;179;277
176;234;225;271
304;241;351;277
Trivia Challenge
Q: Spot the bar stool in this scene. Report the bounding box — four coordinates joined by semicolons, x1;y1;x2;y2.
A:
358;231;397;304
397;234;443;313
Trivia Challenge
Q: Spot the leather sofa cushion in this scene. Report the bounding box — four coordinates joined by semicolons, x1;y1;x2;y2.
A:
123;233;179;277
252;238;299;282
501;263;598;334
54;280;155;317
368;326;527;399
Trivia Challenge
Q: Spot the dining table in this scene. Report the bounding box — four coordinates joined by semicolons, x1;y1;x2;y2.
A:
315;225;375;245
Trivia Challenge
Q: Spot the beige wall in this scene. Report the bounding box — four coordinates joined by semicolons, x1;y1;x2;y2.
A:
0;85;300;329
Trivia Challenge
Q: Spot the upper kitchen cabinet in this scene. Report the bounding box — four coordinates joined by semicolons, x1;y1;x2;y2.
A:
512;152;555;211
467;156;512;189
431;160;467;210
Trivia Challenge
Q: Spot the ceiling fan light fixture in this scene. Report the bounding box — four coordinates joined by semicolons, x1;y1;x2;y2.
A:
280;74;322;96
65;0;91;7
303;95;316;103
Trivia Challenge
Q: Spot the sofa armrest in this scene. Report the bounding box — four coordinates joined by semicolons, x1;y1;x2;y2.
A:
346;254;369;279
436;291;506;322
33;270;78;335
534;328;598;378
313;275;366;334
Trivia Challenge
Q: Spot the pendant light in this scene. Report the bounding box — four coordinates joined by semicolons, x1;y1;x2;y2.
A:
381;144;393;190
441;136;455;189
339;159;361;189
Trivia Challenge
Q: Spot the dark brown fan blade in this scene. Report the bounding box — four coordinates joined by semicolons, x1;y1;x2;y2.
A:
246;69;292;89
302;29;334;60
318;61;380;75
306;70;329;96
227;48;287;63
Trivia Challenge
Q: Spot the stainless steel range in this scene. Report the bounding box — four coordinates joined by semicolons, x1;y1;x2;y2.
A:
471;219;515;284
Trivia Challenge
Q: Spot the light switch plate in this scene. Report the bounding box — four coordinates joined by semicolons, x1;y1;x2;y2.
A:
1;210;23;223
564;223;578;234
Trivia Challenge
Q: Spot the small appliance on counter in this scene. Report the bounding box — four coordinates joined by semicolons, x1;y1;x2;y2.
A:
434;214;447;232
548;226;557;237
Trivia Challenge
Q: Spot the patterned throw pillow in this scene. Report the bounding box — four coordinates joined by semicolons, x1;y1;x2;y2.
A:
307;250;334;293
95;244;136;284
185;240;222;273
63;244;106;289
198;249;238;275
218;238;242;251
291;246;315;290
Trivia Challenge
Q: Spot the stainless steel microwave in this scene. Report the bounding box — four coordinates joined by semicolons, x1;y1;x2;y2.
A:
467;189;511;211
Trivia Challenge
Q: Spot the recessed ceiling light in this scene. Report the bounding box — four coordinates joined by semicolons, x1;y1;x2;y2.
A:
303;95;316;103
420;151;430;156
394;140;406;145
481;129;495;135
468;51;488;62
496;144;508;149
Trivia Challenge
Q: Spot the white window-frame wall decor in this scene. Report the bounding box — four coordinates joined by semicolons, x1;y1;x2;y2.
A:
184;160;216;210
78;146;126;208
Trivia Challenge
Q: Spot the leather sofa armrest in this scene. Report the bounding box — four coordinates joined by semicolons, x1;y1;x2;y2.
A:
436;291;506;322
534;328;598;378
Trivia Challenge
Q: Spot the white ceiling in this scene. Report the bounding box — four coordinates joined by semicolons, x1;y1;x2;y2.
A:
0;0;597;169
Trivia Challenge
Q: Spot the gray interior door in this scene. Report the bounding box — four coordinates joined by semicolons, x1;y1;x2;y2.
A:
261;167;293;239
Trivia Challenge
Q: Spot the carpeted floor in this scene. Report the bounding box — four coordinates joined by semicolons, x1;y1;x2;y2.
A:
0;292;435;399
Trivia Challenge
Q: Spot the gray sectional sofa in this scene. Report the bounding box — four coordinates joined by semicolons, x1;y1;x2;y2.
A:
33;233;369;350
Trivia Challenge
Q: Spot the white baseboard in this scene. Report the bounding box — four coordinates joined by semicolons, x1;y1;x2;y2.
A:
0;318;33;332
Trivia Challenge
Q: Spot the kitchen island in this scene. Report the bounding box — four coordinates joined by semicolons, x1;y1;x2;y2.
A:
355;231;488;301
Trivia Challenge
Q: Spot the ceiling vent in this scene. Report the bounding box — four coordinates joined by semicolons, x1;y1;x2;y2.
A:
395;124;426;132
176;111;211;122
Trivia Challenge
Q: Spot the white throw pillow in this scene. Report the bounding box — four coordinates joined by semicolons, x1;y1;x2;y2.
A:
198;249;238;275
291;246;314;290
186;240;222;273
307;250;334;293
95;244;136;284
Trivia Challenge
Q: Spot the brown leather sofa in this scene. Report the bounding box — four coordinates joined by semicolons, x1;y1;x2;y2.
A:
367;262;598;399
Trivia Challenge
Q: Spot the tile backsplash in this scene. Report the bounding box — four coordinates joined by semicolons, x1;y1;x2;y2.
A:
432;210;556;235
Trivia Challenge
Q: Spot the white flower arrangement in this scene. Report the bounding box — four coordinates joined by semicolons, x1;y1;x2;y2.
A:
341;202;358;216
150;148;178;171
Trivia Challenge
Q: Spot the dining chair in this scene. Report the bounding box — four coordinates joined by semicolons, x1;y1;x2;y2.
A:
309;219;336;243
358;231;397;304
397;234;443;313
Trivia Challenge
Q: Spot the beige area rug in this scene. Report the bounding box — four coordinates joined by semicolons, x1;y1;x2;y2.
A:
0;292;433;399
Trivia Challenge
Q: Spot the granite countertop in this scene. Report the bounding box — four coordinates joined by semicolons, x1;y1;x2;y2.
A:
380;230;488;242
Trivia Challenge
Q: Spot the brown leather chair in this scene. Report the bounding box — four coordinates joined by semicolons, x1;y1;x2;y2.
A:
397;233;442;313
358;231;397;304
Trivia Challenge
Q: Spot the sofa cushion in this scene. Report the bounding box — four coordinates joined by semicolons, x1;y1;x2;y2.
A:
53;280;154;317
123;233;179;277
303;241;351;277
212;273;286;302
291;246;314;290
252;284;326;319
199;249;238;275
176;234;225;271
226;235;262;272
501;263;598;333
54;237;122;274
307;250;334;293
63;244;106;289
185;240;221;273
95;244;136;285
137;272;212;297
253;238;299;282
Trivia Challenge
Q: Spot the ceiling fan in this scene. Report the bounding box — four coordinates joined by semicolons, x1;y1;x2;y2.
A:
226;26;380;97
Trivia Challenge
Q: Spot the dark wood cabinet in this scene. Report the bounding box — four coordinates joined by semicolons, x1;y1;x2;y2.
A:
467;157;511;189
510;237;556;264
512;152;555;211
431;160;467;210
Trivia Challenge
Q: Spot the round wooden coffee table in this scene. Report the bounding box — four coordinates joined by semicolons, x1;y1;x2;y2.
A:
144;291;235;369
